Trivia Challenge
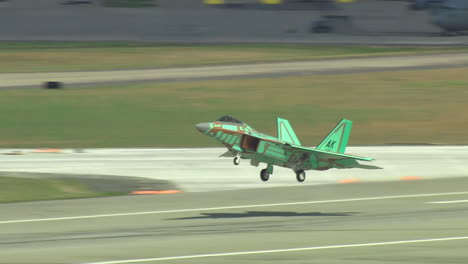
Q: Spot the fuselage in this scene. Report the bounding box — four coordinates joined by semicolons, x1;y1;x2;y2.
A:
196;120;328;171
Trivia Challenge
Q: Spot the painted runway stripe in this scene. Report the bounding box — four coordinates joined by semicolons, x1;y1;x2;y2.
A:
2;191;468;225
427;199;468;204
79;236;468;264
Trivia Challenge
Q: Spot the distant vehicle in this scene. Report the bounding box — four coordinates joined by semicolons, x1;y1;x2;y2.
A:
62;0;92;5
407;0;443;10
408;0;468;34
196;116;374;182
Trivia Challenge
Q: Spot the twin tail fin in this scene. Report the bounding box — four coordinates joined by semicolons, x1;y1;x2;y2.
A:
316;119;352;154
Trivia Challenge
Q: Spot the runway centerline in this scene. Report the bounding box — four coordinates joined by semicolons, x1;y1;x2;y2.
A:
78;236;468;264
2;190;468;225
427;199;468;204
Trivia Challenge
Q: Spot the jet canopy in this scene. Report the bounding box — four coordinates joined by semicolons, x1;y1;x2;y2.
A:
216;115;244;124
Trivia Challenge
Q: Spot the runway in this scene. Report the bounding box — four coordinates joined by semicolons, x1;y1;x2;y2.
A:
1;148;467;263
3;52;468;88
1;177;468;264
1;147;468;192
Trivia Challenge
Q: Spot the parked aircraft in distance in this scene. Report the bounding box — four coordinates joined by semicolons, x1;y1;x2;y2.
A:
408;0;468;34
196;116;374;182
407;0;443;10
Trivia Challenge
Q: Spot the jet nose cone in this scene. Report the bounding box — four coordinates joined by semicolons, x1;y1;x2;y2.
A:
195;123;211;133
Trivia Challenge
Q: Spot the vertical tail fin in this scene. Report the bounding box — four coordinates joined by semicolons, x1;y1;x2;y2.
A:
277;118;301;146
316;119;352;153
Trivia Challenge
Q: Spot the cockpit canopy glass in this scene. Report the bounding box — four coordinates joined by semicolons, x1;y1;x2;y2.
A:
216;115;244;124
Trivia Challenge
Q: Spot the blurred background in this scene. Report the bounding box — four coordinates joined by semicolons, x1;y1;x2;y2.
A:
2;2;468;263
1;0;466;42
1;0;468;148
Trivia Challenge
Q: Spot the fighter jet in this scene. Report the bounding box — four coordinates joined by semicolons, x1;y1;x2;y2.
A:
196;116;374;182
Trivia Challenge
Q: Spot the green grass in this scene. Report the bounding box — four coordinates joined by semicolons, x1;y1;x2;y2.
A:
0;67;467;147
0;176;117;203
1;42;468;73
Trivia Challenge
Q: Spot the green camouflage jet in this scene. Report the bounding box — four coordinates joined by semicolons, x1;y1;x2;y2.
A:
196;116;375;182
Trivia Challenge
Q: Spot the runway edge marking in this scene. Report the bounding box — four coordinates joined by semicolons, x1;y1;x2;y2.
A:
2;191;468;225
78;236;468;264
427;199;468;204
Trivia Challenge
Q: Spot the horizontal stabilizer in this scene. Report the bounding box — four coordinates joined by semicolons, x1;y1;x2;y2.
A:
355;164;383;170
295;145;374;162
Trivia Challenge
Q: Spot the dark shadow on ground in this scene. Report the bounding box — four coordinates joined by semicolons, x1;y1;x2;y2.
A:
169;211;358;220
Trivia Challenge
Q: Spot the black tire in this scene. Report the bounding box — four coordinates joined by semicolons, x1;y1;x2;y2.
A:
233;156;240;165
260;169;269;182
296;170;306;182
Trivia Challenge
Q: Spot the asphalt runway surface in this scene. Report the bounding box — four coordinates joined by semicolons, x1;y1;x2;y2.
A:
1;177;468;264
3;52;468;88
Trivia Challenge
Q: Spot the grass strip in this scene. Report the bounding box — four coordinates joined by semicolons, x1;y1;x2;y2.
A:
2;43;468;73
0;176;121;203
0;67;466;147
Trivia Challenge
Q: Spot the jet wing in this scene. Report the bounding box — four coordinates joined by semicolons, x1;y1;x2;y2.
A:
291;146;374;161
285;144;376;170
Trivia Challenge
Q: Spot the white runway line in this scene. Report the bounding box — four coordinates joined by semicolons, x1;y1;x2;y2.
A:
427;199;468;204
2;191;468;225
78;236;468;264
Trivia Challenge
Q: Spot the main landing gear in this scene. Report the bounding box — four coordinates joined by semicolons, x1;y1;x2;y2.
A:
260;169;269;181
258;165;306;182
295;169;306;182
260;164;274;182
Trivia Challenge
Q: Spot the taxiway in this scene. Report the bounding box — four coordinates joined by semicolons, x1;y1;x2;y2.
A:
3;53;468;88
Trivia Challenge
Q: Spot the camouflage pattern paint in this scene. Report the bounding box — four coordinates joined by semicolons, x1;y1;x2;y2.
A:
196;116;374;179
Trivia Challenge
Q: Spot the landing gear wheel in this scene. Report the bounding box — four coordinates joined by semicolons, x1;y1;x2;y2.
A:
260;169;270;182
296;170;306;182
233;156;240;165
